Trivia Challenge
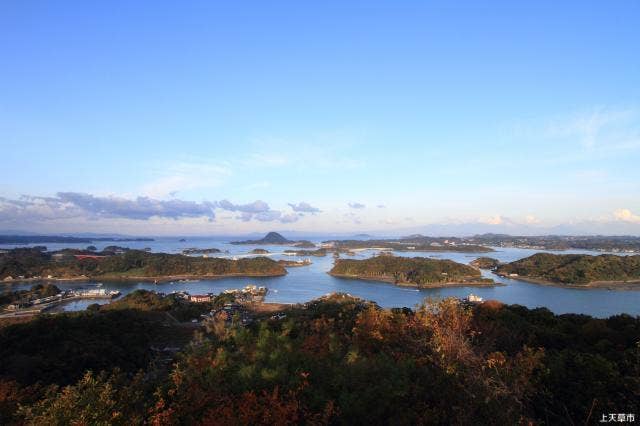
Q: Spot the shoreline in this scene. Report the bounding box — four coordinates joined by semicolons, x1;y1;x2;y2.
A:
328;272;501;288
1;271;287;284
497;274;640;291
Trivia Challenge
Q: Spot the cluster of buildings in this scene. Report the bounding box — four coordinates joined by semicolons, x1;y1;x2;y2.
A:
222;285;268;303
204;303;252;326
4;288;120;313
177;285;268;305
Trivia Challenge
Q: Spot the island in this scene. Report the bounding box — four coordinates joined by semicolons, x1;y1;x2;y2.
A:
292;240;316;248
329;255;495;287
495;253;640;288
278;259;312;267
181;248;222;255
470;257;501;270
0;247;286;282
283;248;327;257
325;238;494;253
250;248;270;254
231;231;293;245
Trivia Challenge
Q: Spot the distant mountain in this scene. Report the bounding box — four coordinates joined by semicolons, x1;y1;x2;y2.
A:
231;232;294;245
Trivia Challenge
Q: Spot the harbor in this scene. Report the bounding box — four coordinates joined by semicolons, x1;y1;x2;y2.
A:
1;288;120;317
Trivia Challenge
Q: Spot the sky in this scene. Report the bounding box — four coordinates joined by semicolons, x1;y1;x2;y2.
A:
1;1;640;236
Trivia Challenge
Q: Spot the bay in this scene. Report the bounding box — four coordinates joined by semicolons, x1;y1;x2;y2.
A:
2;237;639;318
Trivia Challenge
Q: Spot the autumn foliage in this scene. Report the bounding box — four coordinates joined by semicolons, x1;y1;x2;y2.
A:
0;294;638;424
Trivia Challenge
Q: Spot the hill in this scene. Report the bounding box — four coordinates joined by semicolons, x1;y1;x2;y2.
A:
329;255;494;287
496;253;640;285
1;294;637;424
231;232;293;245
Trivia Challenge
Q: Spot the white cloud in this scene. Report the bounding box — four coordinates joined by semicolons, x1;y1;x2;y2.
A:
613;208;640;223
218;199;300;223
141;161;231;198
246;131;366;171
546;107;640;152
481;215;505;225
288;202;321;213
524;215;540;224
243;153;289;167
0;193;217;222
348;202;365;209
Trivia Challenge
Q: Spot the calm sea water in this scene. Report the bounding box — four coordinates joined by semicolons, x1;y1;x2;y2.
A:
2;237;639;318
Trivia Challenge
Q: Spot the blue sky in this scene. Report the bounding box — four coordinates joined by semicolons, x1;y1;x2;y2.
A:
1;1;639;235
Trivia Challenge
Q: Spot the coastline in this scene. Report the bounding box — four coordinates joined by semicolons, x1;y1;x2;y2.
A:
337;246;495;254
328;272;501;288
1;271;287;284
497;274;640;291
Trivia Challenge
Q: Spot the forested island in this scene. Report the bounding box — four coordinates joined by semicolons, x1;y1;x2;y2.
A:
326;238;493;253
284;248;327;257
329;255;495;287
470;257;501;270
496;253;640;287
0;247;286;282
0;293;637;424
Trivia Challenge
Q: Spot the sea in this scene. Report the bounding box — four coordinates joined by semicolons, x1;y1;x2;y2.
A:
1;237;639;318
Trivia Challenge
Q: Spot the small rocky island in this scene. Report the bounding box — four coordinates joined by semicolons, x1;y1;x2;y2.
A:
329;255;495;287
496;253;640;287
250;248;270;254
470;257;501;270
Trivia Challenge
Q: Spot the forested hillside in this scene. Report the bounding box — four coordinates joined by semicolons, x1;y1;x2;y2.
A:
330;255;493;286
497;253;640;284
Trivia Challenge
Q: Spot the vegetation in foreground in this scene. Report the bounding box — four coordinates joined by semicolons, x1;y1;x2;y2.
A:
497;253;640;285
0;247;286;281
330;255;494;286
0;292;637;424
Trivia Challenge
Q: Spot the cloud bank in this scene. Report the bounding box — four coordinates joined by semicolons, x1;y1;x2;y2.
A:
0;193;300;224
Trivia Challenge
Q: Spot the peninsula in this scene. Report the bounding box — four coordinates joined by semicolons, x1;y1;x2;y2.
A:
329;255;495;287
326;238;493;253
0;247;286;282
496;253;640;288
